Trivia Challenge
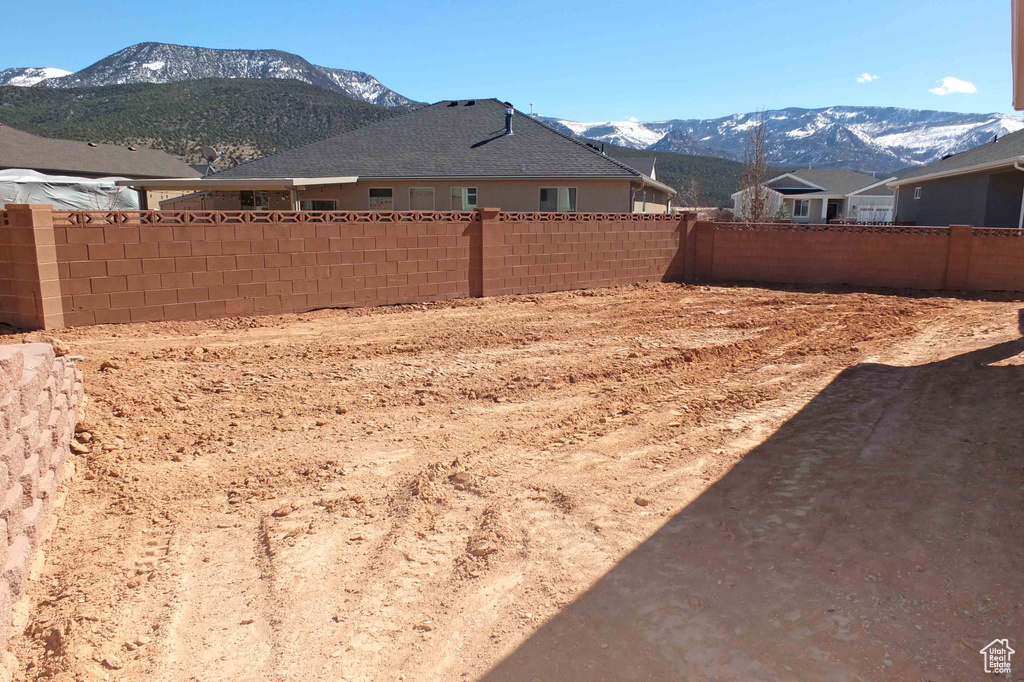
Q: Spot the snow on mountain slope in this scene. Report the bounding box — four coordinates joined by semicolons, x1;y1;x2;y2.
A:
555;118;666;148
0;67;72;87
23;42;417;108
535;106;1024;173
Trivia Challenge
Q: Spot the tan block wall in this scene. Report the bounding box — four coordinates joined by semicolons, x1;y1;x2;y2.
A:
50;212;479;327
4;207;1024;331
0;206;64;330
479;210;687;296
694;222;1024;291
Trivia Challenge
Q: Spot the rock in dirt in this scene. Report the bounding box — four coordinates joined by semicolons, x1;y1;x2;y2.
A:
102;655;123;670
75;421;96;434
99;360;120;372
468;539;496;557
272;502;298;517
635;496;651;507
50;339;70;357
69;440;90;455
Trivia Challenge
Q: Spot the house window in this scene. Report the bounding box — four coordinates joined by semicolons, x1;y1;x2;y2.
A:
410;187;435;210
368;188;394;209
451;187;478;210
300;200;337;210
793;199;810;217
240;190;270;210
914;187;922;200
539;187;577;212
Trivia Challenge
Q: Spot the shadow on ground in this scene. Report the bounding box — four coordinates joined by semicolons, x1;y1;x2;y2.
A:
479;314;1024;681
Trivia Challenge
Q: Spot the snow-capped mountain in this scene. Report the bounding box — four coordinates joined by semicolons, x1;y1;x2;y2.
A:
0;67;72;87
537;107;1024;173
13;42;417;108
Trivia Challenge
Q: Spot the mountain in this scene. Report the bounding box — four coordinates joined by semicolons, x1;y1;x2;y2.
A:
0;79;400;165
538;106;1024;174
9;42;417;108
0;77;743;203
0;67;72;87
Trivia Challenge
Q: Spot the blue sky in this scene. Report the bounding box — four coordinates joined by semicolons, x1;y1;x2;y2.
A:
0;0;1015;122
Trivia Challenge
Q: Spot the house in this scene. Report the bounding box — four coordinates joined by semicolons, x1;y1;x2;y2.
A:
0;124;200;208
888;129;1024;228
732;168;896;223
598;149;666;212
122;99;676;213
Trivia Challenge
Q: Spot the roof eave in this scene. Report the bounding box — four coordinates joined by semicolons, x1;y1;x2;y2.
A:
117;176;361;189
846;177;897;197
888;158;1024;187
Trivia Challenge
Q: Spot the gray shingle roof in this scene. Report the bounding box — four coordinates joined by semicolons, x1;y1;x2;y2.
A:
0;125;200;179
215;99;644;181
778;168;892;196
601;150;656;178
892;128;1024;184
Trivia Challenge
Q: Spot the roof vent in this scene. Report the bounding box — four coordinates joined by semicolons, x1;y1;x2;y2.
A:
505;106;514;136
447;101;458;107
465;100;475;106
88;142;98;147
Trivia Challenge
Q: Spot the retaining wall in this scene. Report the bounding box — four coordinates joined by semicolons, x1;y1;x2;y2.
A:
0;343;83;666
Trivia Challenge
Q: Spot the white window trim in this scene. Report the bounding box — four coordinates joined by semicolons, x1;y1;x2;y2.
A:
368;187;394;210
539;186;578;212
914;187;922;200
450;187;478;210
793;199;810;217
409;187;435;210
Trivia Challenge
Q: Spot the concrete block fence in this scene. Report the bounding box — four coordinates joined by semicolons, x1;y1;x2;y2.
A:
1;205;1023;330
0;343;83;663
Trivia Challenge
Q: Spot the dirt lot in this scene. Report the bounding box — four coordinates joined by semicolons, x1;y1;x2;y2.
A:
4;282;1023;681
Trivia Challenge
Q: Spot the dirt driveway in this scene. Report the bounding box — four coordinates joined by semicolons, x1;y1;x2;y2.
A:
6;283;1022;681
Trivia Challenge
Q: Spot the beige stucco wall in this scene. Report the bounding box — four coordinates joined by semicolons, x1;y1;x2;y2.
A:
144;189;196;208
299;178;635;212
160;178;668;212
786;197;826;223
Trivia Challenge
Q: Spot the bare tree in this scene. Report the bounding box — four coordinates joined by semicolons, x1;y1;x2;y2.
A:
680;175;706;211
737;109;778;222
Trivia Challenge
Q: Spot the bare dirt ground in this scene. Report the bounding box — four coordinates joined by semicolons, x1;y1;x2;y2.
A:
4;282;1022;682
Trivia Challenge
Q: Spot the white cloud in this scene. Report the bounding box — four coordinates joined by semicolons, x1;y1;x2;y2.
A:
857;73;879;83
929;76;977;95
627;116;639;122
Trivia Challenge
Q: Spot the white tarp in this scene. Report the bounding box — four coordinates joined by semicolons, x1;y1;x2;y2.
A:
0;168;139;210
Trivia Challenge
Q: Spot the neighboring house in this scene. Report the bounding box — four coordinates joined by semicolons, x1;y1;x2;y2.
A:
732;168;896;223
0;124;200;208
599;150;665;212
888;129;1024;228
123;99;676;213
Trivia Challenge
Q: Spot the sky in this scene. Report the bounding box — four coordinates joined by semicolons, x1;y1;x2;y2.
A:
0;0;1016;123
